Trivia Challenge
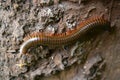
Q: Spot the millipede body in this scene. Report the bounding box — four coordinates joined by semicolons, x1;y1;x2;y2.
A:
20;16;110;54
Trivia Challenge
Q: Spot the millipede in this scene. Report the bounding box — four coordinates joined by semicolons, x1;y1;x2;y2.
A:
20;15;111;55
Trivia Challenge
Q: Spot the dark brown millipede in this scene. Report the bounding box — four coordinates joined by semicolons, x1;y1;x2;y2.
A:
20;16;110;55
